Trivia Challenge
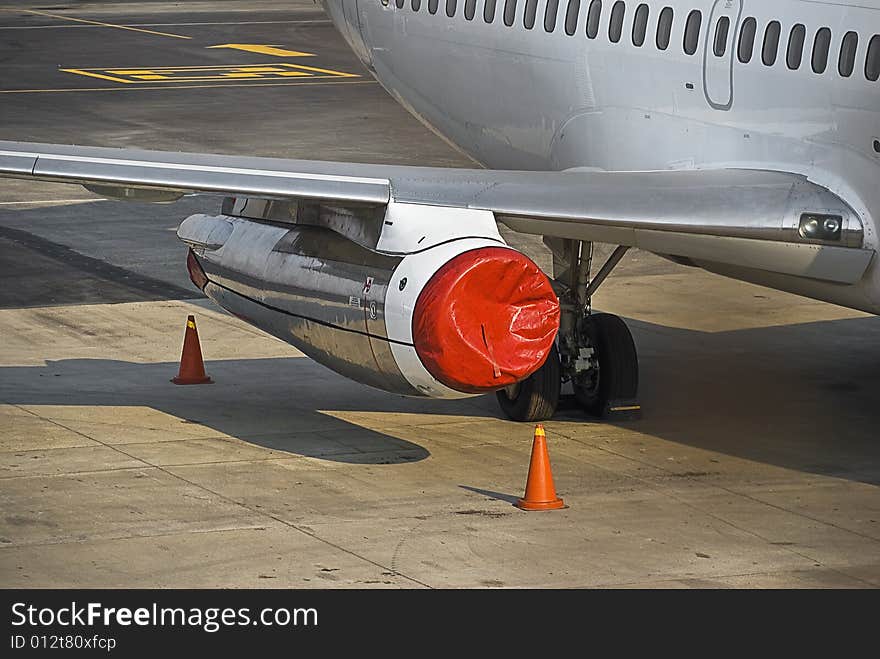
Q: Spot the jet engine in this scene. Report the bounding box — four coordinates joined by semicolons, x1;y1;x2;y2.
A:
177;199;559;398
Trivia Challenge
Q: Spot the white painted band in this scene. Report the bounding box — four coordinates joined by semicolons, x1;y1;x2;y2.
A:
385;237;515;399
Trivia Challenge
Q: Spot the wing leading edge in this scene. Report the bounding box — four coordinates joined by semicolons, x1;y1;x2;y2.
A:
0;140;872;284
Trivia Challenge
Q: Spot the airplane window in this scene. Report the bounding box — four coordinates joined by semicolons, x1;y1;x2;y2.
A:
609;1;625;43
787;24;806;70
504;0;517;26
867;34;880;81
565;0;580;36
656;6;673;50
545;0;559;32
683;9;701;55
428;0;438;14
838;31;858;77
632;4;648;47
586;0;602;39
812;27;831;74
762;21;781;66
738;17;757;63
412;0;421;11
524;0;538;28
484;0;497;22
465;0;477;19
447;0;457;16
396;0;405;8
713;16;729;56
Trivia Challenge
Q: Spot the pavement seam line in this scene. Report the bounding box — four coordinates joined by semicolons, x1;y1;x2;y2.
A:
0;524;281;551
1;466;157;481
558;427;880;544
10;404;432;588
551;429;879;587
160;465;434;589
10;8;192;39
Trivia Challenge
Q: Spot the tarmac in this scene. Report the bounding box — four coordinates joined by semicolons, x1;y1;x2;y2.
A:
1;1;879;588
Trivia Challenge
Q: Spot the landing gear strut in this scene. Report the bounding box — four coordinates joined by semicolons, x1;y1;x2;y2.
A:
495;239;640;422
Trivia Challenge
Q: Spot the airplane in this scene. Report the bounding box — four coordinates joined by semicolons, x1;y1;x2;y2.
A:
0;0;878;423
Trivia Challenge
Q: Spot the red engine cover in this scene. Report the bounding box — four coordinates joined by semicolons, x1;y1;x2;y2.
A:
412;246;560;393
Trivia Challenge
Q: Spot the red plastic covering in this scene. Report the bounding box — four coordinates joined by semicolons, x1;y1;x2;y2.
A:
412;247;560;393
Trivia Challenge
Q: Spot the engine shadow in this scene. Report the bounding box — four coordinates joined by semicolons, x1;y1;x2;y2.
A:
1;315;879;480
0;357;457;464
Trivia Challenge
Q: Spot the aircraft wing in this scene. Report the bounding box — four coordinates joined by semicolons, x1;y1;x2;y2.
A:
0;140;872;284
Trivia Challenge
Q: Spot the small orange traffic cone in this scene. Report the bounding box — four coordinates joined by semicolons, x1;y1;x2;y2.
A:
515;424;565;510
171;315;213;385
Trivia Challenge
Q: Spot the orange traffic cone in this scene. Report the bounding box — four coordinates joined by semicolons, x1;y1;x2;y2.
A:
171;315;213;385
515;424;565;510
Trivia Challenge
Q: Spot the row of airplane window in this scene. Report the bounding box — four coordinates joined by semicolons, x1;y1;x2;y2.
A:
392;0;880;82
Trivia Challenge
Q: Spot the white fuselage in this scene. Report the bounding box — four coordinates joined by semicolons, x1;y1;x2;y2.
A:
324;0;880;312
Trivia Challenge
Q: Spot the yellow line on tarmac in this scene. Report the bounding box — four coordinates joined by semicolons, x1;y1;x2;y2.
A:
206;44;314;57
61;69;132;84
274;63;360;77
61;63;358;84
12;8;192;40
0;80;378;94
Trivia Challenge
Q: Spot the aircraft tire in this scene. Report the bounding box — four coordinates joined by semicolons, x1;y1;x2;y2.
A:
495;343;560;422
574;313;639;417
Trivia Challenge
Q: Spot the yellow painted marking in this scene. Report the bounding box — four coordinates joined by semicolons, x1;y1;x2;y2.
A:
187;321;196;329
85;64;316;73
207;43;314;57
534;428;546;437
13;8;192;40
0;80;378;94
61;63;358;84
609;405;641;412
60;69;133;84
279;62;360;77
229;67;285;73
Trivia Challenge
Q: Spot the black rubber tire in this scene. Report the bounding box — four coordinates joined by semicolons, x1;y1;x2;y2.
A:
574;313;639;417
495;343;561;422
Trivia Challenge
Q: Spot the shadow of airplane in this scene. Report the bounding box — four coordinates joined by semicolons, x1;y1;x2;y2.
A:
617;315;880;486
0;357;462;465
1;310;879;483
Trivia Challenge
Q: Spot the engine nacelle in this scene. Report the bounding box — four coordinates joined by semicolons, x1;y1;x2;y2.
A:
177;201;559;398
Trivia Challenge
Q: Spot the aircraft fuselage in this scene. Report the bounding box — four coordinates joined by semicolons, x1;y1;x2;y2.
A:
324;0;880;312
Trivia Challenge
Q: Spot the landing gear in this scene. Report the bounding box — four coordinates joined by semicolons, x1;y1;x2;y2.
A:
572;313;639;417
495;239;640;422
495;343;560;422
